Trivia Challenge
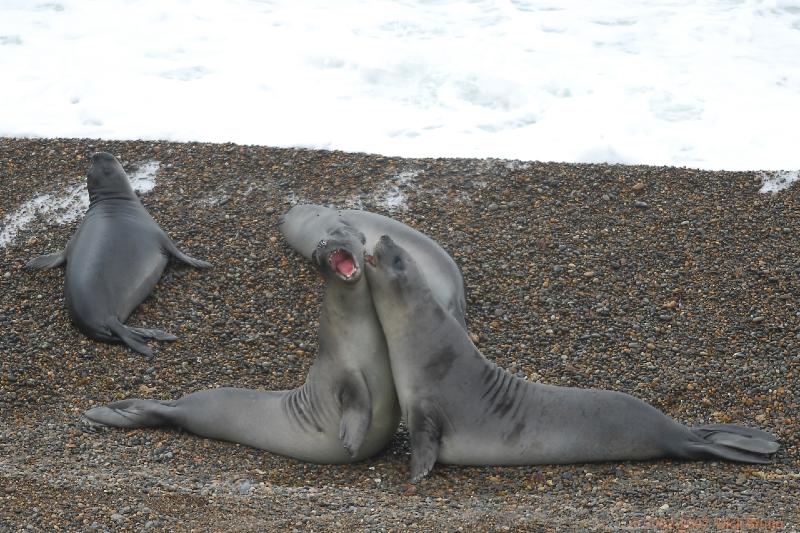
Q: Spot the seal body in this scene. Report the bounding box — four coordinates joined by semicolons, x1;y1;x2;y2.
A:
364;235;780;481
26;152;211;356
279;204;467;327
84;228;400;463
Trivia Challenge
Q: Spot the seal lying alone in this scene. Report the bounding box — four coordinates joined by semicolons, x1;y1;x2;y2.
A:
364;235;780;482
26;152;211;356
84;228;400;462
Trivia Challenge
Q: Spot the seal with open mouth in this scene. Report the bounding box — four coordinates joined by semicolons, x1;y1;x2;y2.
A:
279;204;467;328
83;226;400;463
365;235;780;482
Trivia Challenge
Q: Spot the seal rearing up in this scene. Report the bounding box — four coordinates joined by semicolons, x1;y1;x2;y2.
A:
26;152;211;356
83;228;400;463
279;204;467;329
364;235;780;482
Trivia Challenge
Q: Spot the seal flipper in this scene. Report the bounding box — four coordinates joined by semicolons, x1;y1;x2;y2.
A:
161;237;212;269
127;326;178;342
408;402;443;483
26;250;67;269
84;399;175;428
106;318;176;356
681;424;780;463
338;374;373;458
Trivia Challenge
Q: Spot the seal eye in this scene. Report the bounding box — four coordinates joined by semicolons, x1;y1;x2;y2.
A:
393;255;405;270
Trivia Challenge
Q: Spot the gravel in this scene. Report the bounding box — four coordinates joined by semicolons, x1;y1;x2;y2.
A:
1;138;798;531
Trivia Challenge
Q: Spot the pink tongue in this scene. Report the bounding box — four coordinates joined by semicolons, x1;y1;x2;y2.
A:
336;257;355;276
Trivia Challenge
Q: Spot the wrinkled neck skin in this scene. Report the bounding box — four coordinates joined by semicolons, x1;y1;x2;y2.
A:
88;186;140;207
315;274;384;369
371;281;443;392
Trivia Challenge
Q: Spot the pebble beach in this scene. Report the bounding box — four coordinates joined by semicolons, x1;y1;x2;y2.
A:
1;137;798;531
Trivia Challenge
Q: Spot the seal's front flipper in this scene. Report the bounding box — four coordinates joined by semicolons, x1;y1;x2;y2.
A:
83;399;175;428
338;375;372;458
162;237;212;269
26;250;66;270
408;403;443;483
106;319;155;356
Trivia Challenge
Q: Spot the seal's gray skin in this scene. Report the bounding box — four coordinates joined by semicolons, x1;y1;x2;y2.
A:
26;152;211;356
364;235;780;482
84;230;400;463
279;204;466;328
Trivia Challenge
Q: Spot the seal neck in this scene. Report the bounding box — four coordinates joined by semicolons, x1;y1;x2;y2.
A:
88;190;140;206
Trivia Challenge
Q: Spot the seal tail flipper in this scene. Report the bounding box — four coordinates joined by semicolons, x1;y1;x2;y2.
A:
83;399;175;428
683;424;780;463
26;250;66;269
127;326;178;342
161;237;212;269
105;318;164;356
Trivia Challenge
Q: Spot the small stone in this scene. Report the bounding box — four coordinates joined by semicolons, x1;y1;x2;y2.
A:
634;201;649;208
237;480;252;495
751;316;764;323
401;483;417;496
601;194;610;201
487;203;499;211
3;272;9;278
583;271;594;278
553;265;565;274
111;514;124;522
632;182;646;192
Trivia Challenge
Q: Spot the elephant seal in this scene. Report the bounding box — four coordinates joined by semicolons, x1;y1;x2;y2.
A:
364;235;780;482
84;228;400;463
26;152;211;356
279;204;466;328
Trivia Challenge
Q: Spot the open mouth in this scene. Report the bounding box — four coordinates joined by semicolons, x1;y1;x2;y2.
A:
329;249;358;279
364;253;377;267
